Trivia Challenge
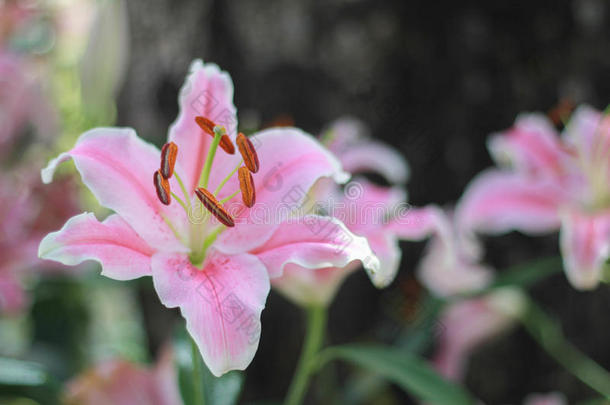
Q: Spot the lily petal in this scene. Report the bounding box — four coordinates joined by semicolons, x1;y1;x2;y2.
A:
168;60;237;192
41;128;187;251
415;208;492;297
417;236;493;298
38;213;155;281
271;263;359;306
456;170;566;234
488;113;566;175
251;215;381;285
559;208;610;290
385;205;446;241
335;179;407;234
214;128;349;254
151;251;269;377
363;231;401;287
563;105;605;159
433;296;513;381
325;117;409;184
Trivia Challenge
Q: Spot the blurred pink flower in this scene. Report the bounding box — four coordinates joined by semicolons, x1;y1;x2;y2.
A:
0;52;57;150
0;0;35;45
0;168;80;314
273;179;440;305
457;107;610;289
415;207;524;382
522;392;567;405
433;291;522;381
64;348;181;405
416;209;492;298
272;118;439;306
323;117;410;184
39;60;378;376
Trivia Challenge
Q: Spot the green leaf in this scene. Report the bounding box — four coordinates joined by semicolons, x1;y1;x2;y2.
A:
0;357;60;405
173;327;244;405
316;344;475;405
396;294;445;354
484;256;562;291
520;298;610;398
576;398;610;405
0;358;48;387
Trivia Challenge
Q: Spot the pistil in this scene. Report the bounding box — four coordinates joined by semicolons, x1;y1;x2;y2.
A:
198;125;224;188
153;117;260;267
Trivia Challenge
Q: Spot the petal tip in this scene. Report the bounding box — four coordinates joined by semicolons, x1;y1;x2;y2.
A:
41;152;71;184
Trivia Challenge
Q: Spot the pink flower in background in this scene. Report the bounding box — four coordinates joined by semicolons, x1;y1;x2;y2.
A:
39;61;378;376
457;107;610;289
0;52;57;151
416;209;492;298
522;392;567;405
322;117;410;184
64;348;181;405
0;0;35;45
272;118;439;306
416;207;524;382
273;179;440;305
0;168;80;315
433;292;521;381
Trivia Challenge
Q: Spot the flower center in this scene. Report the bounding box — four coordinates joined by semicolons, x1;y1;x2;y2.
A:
152;117;260;267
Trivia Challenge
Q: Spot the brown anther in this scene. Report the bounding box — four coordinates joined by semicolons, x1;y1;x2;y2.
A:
160;142;178;179
238;166;256;207
195;116;216;136
219;134;235;154
153;170;171;205
194;187;235;227
236;132;260;173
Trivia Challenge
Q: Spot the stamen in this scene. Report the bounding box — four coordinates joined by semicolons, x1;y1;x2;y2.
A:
219;134;236;155
160;142;178;179
195;116;216;136
214;160;243;195
153;170;171;205
220;189;240;204
236;132;260;173
194;187;235;227
238;166;256;207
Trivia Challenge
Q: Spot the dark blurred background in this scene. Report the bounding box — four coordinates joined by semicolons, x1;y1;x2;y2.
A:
117;1;610;403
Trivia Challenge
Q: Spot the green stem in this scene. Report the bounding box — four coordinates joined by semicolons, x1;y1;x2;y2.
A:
199;130;222;189
191;336;205;405
285;305;327;405
520;297;610;399
220;189;240;204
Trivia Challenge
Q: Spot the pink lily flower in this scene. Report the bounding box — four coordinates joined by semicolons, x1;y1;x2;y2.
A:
64;347;181;405
457;107;610;289
0;168;80;314
38;60;378;376
0;52;57;150
433;291;523;381
272;118;438;306
415;207;524;382
322;117;410;184
416;209;492;298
